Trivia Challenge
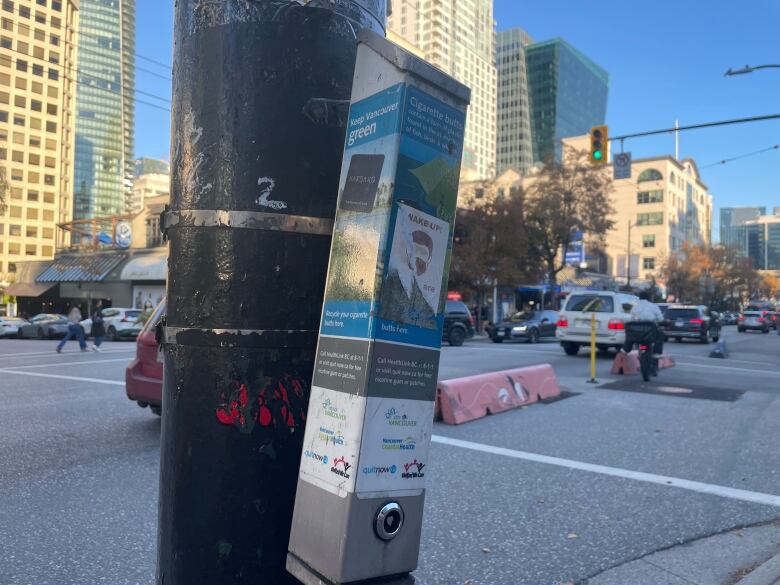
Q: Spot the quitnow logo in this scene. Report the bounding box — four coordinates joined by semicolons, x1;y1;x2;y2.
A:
362;464;397;476
304;450;329;465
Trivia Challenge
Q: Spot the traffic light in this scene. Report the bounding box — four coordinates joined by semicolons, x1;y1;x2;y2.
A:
589;125;608;165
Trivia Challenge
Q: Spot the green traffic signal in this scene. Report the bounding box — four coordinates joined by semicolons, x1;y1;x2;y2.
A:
593;150;603;160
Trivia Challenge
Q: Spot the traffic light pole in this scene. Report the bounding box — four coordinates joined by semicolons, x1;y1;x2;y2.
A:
157;2;386;585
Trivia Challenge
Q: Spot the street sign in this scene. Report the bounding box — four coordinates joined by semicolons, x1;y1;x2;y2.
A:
613;152;632;180
565;230;585;265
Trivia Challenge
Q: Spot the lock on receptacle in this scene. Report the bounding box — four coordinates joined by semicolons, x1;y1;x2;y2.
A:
375;502;404;541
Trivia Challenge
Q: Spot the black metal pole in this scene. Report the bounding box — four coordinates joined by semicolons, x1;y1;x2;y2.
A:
158;2;386;584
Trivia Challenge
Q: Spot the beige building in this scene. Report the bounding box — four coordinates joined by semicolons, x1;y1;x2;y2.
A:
0;0;79;285
131;172;169;214
388;0;497;181
606;156;712;283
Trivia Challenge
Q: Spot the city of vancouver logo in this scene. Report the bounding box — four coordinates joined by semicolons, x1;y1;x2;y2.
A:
385;407;417;427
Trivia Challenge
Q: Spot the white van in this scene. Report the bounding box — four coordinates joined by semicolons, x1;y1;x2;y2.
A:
555;291;639;356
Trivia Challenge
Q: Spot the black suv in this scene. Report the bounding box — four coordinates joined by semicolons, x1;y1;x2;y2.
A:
662;305;721;344
442;300;476;346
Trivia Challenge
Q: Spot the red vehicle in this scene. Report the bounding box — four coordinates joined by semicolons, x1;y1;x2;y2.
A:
125;301;165;416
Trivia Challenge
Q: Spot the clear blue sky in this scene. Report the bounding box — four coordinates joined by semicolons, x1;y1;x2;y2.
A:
134;1;780;234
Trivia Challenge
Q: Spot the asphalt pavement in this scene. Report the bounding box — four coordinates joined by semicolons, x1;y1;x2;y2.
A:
0;326;778;585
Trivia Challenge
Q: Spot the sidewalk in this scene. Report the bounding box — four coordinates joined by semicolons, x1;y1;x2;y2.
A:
585;520;780;585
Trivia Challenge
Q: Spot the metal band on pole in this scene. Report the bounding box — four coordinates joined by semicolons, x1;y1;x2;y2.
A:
161;209;335;237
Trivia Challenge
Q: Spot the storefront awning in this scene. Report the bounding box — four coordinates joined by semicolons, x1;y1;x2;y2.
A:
120;252;167;281
5;282;57;297
36;253;127;283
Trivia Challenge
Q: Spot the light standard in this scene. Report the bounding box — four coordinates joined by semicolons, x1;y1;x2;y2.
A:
724;64;780;76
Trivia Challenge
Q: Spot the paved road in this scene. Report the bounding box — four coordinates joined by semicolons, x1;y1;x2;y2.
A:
0;327;778;585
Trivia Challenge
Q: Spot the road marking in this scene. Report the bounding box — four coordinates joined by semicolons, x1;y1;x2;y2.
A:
3;357;131;370
677;356;780;369
0;369;124;386
675;361;778;374
432;435;780;508
0;347;134;360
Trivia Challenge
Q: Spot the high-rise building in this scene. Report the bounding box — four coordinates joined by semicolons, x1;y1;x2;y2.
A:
134;156;169;178
388;0;497;180
745;215;780;271
719;206;765;252
496;28;533;175
0;0;80;281
131;172;168;214
525;39;608;163
73;0;134;220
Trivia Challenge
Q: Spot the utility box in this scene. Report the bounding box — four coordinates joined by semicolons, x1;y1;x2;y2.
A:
287;29;469;585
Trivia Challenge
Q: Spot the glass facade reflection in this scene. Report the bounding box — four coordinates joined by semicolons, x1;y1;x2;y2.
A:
525;39;609;162
74;0;135;220
746;219;780;270
719;206;765;253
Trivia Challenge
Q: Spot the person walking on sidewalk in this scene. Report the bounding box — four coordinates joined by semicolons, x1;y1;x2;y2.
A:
90;301;105;352
56;306;88;353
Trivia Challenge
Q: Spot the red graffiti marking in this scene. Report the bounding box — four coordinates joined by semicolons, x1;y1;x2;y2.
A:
216;375;308;433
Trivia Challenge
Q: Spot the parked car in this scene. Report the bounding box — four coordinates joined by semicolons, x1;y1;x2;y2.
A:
737;311;771;333
490;310;559;344
17;314;69;339
125;301;166;416
443;300;476;346
555;291;639;356
662;305;721;343
720;311;739;325
81;307;143;341
0;316;29;338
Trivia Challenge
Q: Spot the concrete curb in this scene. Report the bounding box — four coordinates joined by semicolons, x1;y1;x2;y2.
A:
736;551;780;585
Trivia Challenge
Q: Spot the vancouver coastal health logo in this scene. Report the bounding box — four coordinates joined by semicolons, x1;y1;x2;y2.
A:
381;437;416;451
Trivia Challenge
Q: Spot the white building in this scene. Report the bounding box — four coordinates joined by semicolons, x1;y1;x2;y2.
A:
131;173;169;214
388;0;497;181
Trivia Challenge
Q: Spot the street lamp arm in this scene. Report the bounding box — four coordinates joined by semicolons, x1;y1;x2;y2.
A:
725;64;780;77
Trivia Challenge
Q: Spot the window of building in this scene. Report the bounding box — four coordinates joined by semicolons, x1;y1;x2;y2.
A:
15;77;26;89
42;227;53;239
637;212;663;226
31;99;41;111
33;45;43;59
643;257;656;270
0;72;9;85
11;150;22;162
29;117;40;130
0;36;10;49
25;226;36;238
43;191;53;203
31;81;42;93
43;174;54;185
34;11;45;24
0;109;6;122
10;169;22;181
637;190;663;204
13;114;24;126
8;242;20;255
13;95;23;108
47;68;58;81
1;1;12;13
32;63;43;76
37;0;46;6
45;120;56;133
25;244;36;256
637;168;663;182
0;17;11;31
19;5;30;18
42;209;53;221
27;190;39;201
17;40;28;54
46;85;56;98
16;59;28;72
28;171;39;183
0;90;6;103
34;28;44;41
9;223;21;236
8;262;16;272
46;103;56;115
29;136;40;147
10;186;21;199
642;234;656;248
0;147;5;159
28;153;39;165
42;245;52;256
50;34;59;46
44;156;54;168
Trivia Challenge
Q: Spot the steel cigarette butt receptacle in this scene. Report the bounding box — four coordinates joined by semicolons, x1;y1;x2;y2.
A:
287;29;470;585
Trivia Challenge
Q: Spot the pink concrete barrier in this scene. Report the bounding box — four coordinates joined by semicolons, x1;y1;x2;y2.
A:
436;364;561;425
612;350;675;375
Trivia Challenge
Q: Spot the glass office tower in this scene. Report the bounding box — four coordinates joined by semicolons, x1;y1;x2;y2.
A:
73;0;135;220
525;39;608;162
